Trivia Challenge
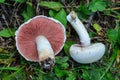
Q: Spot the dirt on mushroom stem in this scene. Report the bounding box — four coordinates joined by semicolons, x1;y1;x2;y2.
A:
40;57;55;70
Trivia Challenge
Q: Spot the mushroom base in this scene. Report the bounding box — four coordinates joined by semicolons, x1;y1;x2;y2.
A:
40;57;55;69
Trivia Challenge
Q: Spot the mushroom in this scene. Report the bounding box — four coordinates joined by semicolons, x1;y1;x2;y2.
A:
67;11;105;63
15;16;66;69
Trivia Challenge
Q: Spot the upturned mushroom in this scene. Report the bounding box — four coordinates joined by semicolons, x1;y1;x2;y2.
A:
15;16;66;69
67;11;105;63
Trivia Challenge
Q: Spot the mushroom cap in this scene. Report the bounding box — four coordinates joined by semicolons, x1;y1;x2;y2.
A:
70;43;105;63
15;16;66;62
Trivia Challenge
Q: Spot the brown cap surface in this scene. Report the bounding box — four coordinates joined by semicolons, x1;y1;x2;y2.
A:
15;16;66;62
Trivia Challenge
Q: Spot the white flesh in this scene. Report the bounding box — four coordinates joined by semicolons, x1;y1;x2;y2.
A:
67;11;91;46
35;36;54;62
67;11;105;63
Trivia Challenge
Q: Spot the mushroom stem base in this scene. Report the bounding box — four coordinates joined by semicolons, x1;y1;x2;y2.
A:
35;36;55;69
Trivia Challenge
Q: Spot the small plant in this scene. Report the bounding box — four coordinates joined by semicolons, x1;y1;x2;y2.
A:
0;28;15;38
40;1;63;11
76;5;91;20
0;0;5;3
54;56;77;80
40;1;67;26
89;0;106;12
22;2;35;21
14;0;26;3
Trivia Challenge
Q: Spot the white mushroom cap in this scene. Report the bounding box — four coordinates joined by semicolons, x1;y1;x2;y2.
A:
70;43;105;63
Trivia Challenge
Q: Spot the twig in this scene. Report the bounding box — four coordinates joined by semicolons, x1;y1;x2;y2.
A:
10;3;21;27
106;7;120;11
2;14;14;38
36;0;40;15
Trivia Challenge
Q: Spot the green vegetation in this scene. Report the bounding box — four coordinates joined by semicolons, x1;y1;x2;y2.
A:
0;0;120;80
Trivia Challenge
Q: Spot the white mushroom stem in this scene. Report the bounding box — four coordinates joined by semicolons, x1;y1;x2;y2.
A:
36;36;55;68
67;11;105;63
67;11;91;46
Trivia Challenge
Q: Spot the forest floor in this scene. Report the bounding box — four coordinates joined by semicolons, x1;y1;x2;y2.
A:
0;0;120;80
